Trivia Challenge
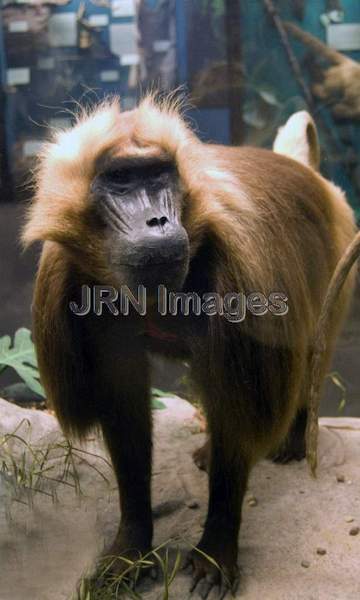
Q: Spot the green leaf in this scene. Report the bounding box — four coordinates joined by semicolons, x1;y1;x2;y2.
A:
151;397;166;410
0;328;45;398
151;387;170;398
150;388;169;409
151;388;171;410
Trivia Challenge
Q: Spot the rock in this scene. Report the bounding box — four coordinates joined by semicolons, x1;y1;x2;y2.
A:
301;560;310;568
317;427;345;468
345;516;354;523
349;527;360;536
186;500;199;509
316;548;327;556
1;383;45;409
0;397;59;447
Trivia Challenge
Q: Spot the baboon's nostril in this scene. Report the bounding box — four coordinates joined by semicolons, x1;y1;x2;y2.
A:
146;217;158;227
146;216;169;228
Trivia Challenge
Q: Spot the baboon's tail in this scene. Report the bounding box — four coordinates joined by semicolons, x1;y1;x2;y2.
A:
284;22;347;66
273;111;320;171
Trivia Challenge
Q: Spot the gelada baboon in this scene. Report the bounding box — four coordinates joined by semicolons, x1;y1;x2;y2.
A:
23;97;356;596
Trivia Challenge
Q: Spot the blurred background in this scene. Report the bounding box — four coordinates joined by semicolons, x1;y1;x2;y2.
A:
0;0;359;415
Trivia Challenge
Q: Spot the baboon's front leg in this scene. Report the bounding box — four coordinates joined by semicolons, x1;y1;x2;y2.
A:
187;422;249;597
101;406;153;558
97;352;153;581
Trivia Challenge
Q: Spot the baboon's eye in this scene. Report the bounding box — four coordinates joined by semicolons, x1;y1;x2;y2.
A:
147;170;170;190
102;169;138;195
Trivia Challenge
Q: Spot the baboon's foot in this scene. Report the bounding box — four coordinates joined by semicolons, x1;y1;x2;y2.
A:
78;530;156;596
183;541;239;599
269;408;307;464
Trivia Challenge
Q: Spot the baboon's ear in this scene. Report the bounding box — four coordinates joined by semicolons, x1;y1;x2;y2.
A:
273;111;320;171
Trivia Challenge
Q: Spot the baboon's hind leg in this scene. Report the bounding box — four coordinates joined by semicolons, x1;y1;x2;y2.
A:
196;407;308;468
192;437;210;472
269;407;307;464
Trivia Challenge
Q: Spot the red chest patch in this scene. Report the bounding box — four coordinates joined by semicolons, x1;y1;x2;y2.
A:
145;320;179;342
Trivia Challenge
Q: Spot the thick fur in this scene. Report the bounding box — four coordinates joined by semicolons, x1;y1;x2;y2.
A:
23;96;356;591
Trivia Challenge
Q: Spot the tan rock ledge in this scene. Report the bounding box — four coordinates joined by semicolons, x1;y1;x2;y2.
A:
0;397;359;600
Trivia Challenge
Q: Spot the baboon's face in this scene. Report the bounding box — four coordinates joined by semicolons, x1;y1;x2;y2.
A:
90;157;190;293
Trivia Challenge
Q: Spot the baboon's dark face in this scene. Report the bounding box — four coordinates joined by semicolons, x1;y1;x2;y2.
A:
91;157;190;293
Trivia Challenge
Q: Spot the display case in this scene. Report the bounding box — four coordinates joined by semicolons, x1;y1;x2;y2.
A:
0;0;359;214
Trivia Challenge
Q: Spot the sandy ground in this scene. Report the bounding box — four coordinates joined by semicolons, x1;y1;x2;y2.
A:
0;396;359;600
